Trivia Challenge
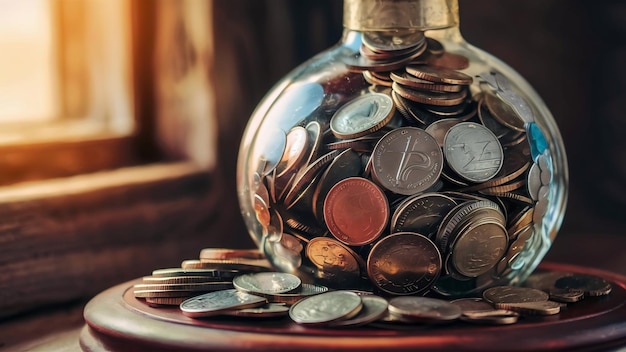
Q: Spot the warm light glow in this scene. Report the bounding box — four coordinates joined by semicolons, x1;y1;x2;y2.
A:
0;0;58;122
0;0;133;143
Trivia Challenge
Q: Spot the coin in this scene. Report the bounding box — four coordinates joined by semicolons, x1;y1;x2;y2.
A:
330;93;395;139
484;92;525;132
145;297;187;306
448;219;508;277
371;127;443;195
289;290;363;325
259;283;329;305
134;282;234;298
305;237;363;277
323;177;389;246
151;268;240;278
274;126;309;179
388;296;462;323
199;248;265;261
391;192;457;238
221;303;290;318
180;289;268;318
367;232;442;295
141;276;226;284
554;274;613;297
483;286;549;304
390;71;463;93
232;272;302;295
493;301;561;316
424;118;462;147
522;271;585;302
392;82;468;107
362;30;425;52
329;295;389;327
405;64;473;85
181;259;272;272
459;309;519;325
444;122;504;183
311;148;363;223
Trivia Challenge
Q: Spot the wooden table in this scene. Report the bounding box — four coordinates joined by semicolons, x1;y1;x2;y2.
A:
80;262;626;351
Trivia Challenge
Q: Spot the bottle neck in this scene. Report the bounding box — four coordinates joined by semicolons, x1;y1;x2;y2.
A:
343;0;459;32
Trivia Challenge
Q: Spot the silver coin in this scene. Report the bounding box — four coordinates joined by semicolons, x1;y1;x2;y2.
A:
289;290;363;325
527;162;542;201
330;93;395;139
444;122;504;183
233;272;302;295
449;219;508;278
180;289;267;318
221;303;290;318
329;295;389;327
388;296;462;323
493;301;561;316
459;309;519;325
371;127;443;195
260;283;329;305
362;30;425;52
391;193;457;238
483;286;549;304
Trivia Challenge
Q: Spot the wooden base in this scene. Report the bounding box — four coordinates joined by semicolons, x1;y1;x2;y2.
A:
80;262;626;351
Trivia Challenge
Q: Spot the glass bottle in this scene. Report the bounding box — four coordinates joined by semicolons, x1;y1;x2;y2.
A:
237;0;568;297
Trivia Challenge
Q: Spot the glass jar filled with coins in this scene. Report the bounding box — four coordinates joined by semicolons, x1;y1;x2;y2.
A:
237;0;568;297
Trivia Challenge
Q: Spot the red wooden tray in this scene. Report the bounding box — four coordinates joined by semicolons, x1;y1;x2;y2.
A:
80;262;626;351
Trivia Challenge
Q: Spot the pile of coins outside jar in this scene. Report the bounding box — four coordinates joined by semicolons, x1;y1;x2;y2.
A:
133;248;612;327
247;30;555;298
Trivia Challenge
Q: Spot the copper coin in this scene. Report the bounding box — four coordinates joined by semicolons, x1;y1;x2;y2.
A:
484;92;525;132
449;219;508;277
406;64;473;85
371;127;443;195
305;237;363;276
323;177;389;246
367;232;442;295
392;82;468;107
199;248;265;260
390;71;463;93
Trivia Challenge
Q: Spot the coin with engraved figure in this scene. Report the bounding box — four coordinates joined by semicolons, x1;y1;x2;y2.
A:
179;289;267;318
289;290;363;325
232;272;302;295
367;232;442;295
449;220;508;277
330;93;395;139
305;237;363;276
371;127;443;195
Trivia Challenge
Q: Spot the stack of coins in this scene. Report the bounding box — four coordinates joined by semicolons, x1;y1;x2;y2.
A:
133;248;273;306
248;31;552;297
134;250;613;328
178;271;329;319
